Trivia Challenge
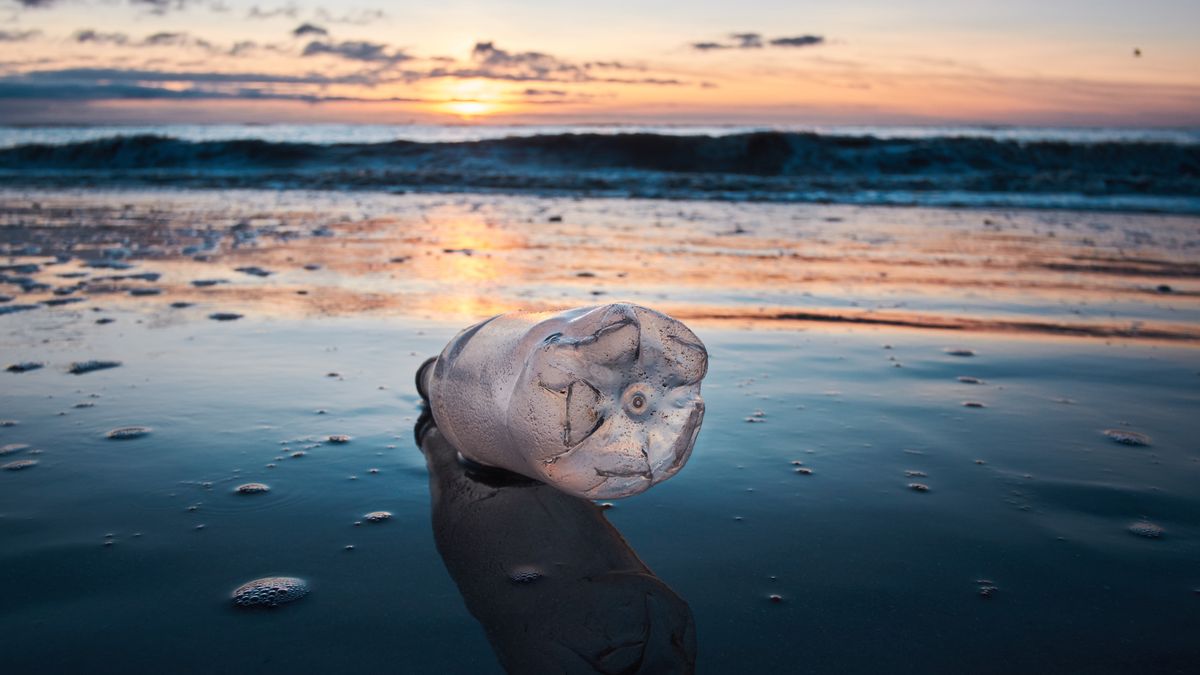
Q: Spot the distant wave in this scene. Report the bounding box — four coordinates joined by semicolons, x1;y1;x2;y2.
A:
1;132;1197;213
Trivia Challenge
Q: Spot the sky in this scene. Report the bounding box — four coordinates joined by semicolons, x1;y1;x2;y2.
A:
0;0;1197;126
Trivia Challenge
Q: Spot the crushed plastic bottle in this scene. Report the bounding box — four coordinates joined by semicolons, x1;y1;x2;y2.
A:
418;304;707;499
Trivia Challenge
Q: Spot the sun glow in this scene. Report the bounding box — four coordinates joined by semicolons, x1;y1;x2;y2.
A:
445;100;494;118
437;78;506;119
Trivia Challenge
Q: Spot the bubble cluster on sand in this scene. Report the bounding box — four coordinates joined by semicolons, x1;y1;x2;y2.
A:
235;483;270;495
1;443;30;455
3;459;38;471
68;360;121;375
363;511;392;523
6;362;43;373
106;426;151;440
1128;521;1164;538
234;266;273;277
231;576;309;608
1103;429;1151;446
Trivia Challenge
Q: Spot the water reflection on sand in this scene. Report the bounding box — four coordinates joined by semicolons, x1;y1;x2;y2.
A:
417;412;696;673
2;188;1198;341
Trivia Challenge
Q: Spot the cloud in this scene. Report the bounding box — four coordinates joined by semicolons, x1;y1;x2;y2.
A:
130;0;228;15
407;42;689;86
301;40;411;63
292;23;328;37
9;0;228;13
73;29;221;52
73;29;130;46
0;68;586;107
470;41;579;79
0;29;41;41
0;80;418;103
584;61;646;72
247;3;298;19
0;66;425;104
143;31;213;49
314;8;386;25
770;35;824;48
10;67;376;86
228;40;258;56
131;0;184;14
730;33;763;49
692;32;826;51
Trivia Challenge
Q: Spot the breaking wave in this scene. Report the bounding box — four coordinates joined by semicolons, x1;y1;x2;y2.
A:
0;132;1197;212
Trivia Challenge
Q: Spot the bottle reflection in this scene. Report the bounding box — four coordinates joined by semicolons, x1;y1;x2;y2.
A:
415;411;697;674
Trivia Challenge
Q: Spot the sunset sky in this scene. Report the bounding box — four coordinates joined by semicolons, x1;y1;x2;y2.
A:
1;0;1197;126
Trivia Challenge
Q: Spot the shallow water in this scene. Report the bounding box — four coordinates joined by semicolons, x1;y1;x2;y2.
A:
2;307;1199;673
2;188;1198;341
3;189;1200;673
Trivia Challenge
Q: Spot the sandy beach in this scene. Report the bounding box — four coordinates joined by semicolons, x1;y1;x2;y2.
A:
3;187;1197;339
2;186;1199;673
3;0;1199;669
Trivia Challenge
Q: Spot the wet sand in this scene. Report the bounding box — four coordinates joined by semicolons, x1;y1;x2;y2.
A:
2;188;1198;341
2;187;1200;673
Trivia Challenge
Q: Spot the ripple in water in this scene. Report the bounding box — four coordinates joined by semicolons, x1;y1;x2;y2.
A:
106;426;151;440
1128;521;1164;539
363;511;392;523
235;483;270;495
1103;429;1151;446
231;576;309;608
0;443;30;456
3;459;37;471
69;360;121;375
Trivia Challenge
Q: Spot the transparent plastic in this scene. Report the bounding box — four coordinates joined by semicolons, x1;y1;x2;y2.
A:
420;304;707;499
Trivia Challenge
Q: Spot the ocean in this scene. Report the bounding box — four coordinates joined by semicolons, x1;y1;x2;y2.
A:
1;124;1198;214
2;123;1199;673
